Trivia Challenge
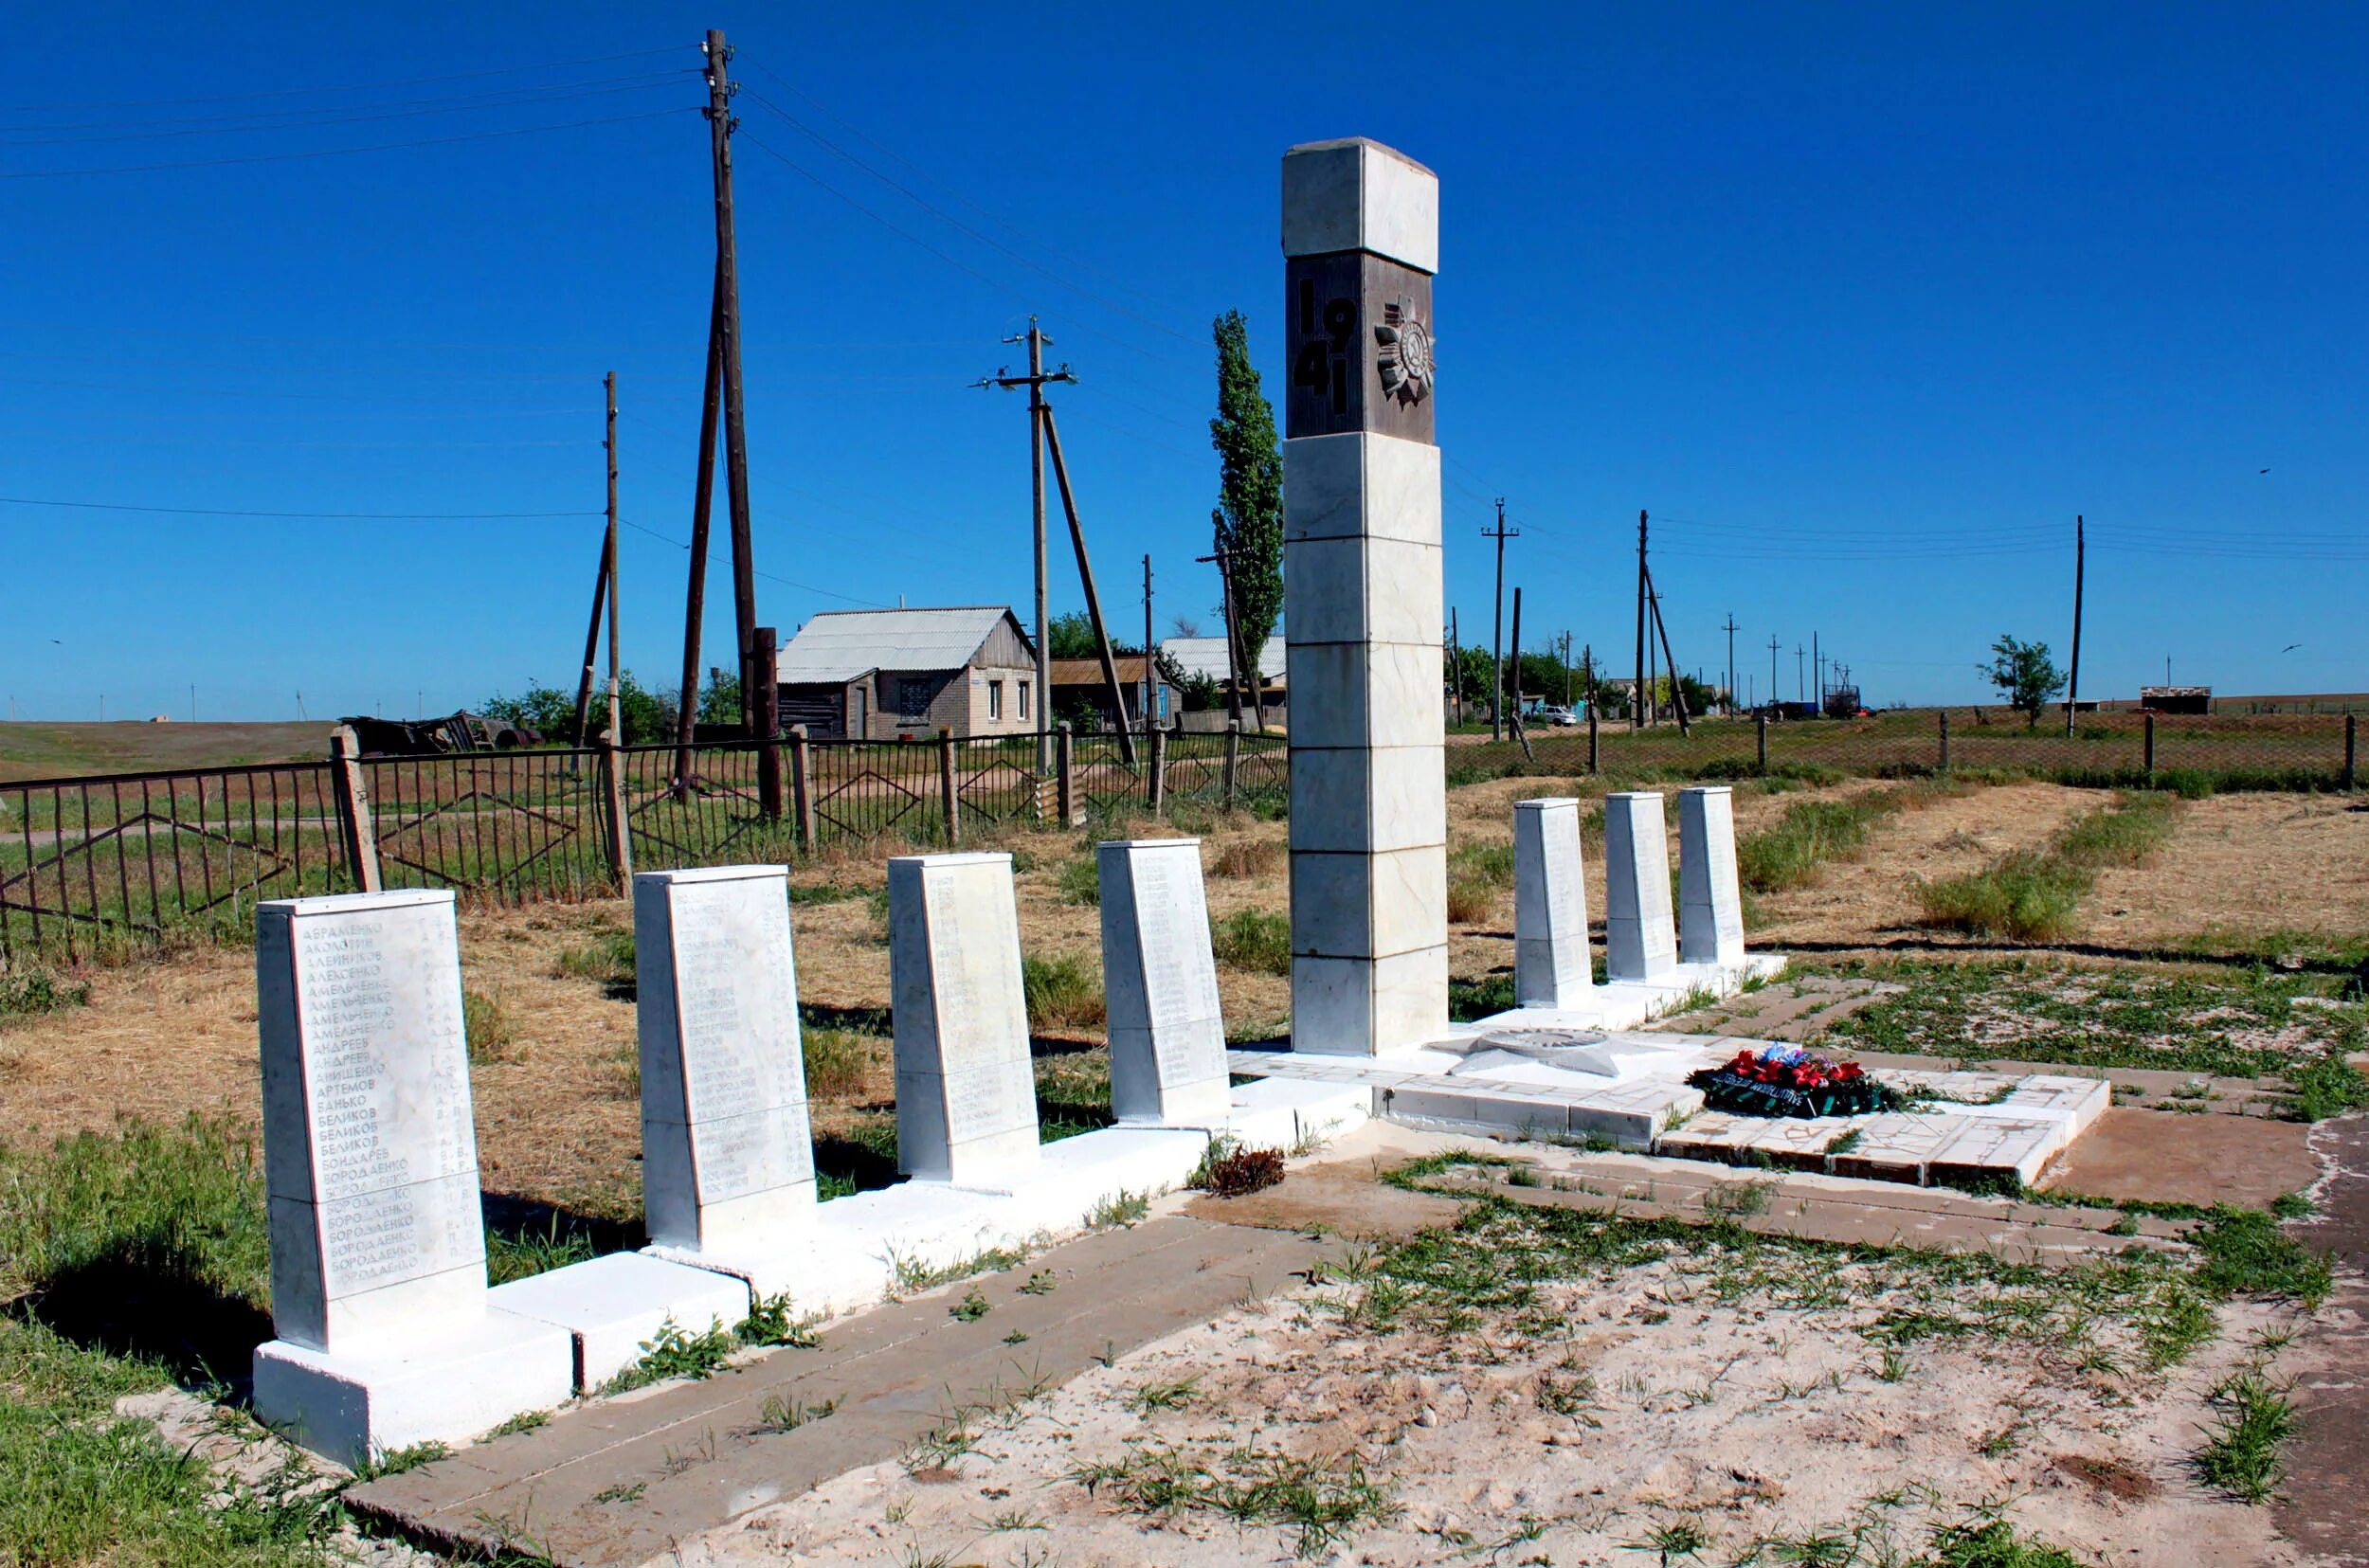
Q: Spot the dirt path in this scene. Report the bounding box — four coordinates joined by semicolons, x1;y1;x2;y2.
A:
1751;782;2094;955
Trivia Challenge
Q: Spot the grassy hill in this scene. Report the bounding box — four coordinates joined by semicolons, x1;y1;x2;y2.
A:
0;721;332;783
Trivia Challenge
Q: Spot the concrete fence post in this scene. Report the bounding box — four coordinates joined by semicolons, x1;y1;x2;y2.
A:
1938;710;1950;771
329;725;382;893
938;730;961;846
2143;712;2157;781
1056;721;1077;827
1222;719;1240;810
1147;726;1168;815
787;725;816;853
1756;712;1770;774
596;735;633;886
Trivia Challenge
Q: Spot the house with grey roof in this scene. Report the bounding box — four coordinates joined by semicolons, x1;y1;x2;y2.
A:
776;606;1037;740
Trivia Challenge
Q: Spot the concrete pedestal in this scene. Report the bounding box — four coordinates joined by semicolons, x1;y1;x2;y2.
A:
253;1312;573;1469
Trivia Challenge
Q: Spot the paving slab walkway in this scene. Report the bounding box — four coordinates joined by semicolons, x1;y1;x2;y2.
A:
2041;1106;2321;1209
2277;1115;2369;1567
344;1217;1333;1568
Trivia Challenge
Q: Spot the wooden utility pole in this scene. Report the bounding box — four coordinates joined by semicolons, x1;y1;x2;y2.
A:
983;319;1075;770
570;532;607;747
674;264;725;788
1039;404;1136;766
1141;553;1155;739
2065;514;2086;736
1484;500;1518;740
1560;630;1573;707
1509;586;1534;761
1721;612;1739;717
1644;565;1690;733
1814;631;1822;714
604;371;621;739
703;29;760;734
1197;546;1249;729
1448;607;1462;725
1768;636;1780;716
1634;510;1649;730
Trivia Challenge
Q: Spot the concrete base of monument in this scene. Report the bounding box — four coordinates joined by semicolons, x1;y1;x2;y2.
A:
488;1253;752;1393
1538;953;1792;1028
252;1310;576;1468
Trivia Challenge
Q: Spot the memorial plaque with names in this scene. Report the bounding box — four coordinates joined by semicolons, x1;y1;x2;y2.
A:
1513;799;1591;1006
257;890;487;1351
1603;793;1678;981
1100;840;1229;1125
635;867;816;1250
890;854;1041;1181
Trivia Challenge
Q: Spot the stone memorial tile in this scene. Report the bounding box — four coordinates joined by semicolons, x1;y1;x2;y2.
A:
890;853;1040;1184
1826;1110;1960;1183
2003;1075;2112;1135
1743;1116;1861;1172
1602;793;1678;982
1099;839;1231;1126
1678;786;1746;969
1655;1111;1763;1162
634;866;815;1253
1926;1114;2063;1189
256;889;486;1353
1513;798;1592;1008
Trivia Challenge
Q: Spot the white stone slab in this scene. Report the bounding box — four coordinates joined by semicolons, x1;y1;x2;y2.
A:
1602;794;1678;982
2004;1075;2113;1135
1655;1111;1765;1162
1281;431;1445;548
1292;945;1451;1057
1223;1076;1371;1152
1742;1116;1863;1171
253;1311;573;1469
1826;1110;1961;1183
488;1252;750;1393
1287;747;1445;856
255;889;485;1356
1000;1127;1213;1232
1513;798;1592;1008
1926;1115;2064;1189
1281;136;1439;272
1678;786;1746;969
1098;839;1231;1127
889;853;1040;1184
634;866;815;1254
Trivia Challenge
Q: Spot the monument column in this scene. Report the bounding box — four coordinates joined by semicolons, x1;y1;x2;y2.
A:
1283;138;1447;1055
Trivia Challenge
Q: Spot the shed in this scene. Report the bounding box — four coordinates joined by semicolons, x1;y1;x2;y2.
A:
1049;656;1174;730
776;606;1037;740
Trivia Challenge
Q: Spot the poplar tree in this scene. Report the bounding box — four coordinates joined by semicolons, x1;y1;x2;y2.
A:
1208;311;1283;718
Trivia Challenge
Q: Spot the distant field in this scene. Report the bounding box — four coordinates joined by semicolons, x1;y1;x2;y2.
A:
0;721;331;783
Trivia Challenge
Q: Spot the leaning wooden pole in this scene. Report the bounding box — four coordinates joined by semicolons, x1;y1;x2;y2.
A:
1040;406;1137;766
1644;562;1691;734
674;265;726;790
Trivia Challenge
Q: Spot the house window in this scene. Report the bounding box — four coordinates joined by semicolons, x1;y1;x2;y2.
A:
987;679;1004;720
896;676;935;722
1019;680;1030;720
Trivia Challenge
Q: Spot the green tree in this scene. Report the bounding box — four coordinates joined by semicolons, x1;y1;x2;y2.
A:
1046;610;1101;660
483;672;675;746
1208;311;1283;708
1981;634;2065;730
696;669;741;727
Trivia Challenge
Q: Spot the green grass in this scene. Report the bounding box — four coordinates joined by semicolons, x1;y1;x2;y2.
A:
1021;951;1106;1033
1817;957;2368;1114
2195;1366;2298;1503
601;1315;738;1393
554;928;637;996
0;964;91;1024
1057;852;1101;906
1737;788;1917;893
1067;1442;1400;1559
1445;838;1516;923
1209;908;1291;976
801;1026;878;1100
1918;792;2176;941
461;987;517;1065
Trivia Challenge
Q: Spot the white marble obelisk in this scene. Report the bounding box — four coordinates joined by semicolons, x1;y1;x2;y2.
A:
1678;785;1747;969
1602;792;1679;982
1283;137;1447;1056
1513;798;1592;1007
1098;838;1232;1126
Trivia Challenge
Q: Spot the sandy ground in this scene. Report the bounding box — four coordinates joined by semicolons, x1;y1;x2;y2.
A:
2092;793;2369;952
681;1143;2308;1567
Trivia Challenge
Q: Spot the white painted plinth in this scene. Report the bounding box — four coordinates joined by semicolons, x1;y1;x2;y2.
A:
1098;839;1232;1126
1224;1075;1372;1152
1513;798;1591;1007
1602;793;1679;982
488;1252;750;1393
1678;786;1746;969
889;853;1041;1185
253;1312;573;1469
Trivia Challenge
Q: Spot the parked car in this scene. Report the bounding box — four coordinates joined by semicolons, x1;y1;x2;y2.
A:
1536;705;1580;727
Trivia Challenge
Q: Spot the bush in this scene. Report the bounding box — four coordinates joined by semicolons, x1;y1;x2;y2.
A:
1736;792;1898;893
1189;1140;1285;1198
1210;909;1291;976
1022;952;1106;1033
801;1028;878;1101
0;965;90;1024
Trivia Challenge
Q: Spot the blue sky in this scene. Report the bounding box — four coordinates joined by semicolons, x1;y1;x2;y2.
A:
2;2;2362;721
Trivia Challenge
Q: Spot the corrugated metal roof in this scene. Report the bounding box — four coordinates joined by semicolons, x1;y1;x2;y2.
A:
1048;656;1161;685
1159;636;1285;684
777;606;1021;684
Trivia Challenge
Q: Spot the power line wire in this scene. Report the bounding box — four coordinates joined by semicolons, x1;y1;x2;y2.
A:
0;106;688;181
0;73;687;142
0;45;689;115
0;496;598;519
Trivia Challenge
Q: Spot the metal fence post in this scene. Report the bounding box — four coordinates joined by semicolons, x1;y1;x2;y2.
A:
1756;713;1770;774
788;725;816;853
754;626;784;820
330;725;382;893
2143;712;2157;781
938;730;961;846
1222;719;1240;811
597;735;634;885
1587;705;1600;773
1057;721;1077;827
1148;726;1168;815
2344;714;2358;791
1938;710;1950;772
